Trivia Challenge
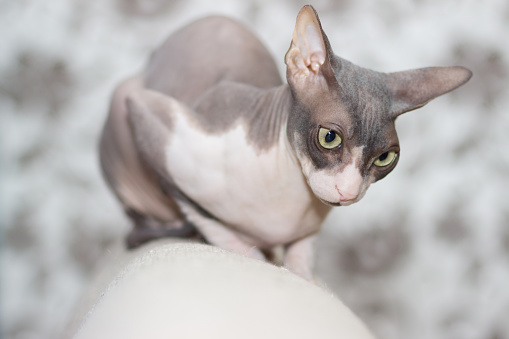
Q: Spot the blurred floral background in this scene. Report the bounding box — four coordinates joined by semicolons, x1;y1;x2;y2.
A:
1;0;508;338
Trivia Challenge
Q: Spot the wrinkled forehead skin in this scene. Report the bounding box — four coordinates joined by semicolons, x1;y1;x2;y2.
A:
331;57;393;143
333;57;399;162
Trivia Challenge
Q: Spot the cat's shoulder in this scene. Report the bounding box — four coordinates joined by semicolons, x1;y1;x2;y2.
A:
190;81;264;132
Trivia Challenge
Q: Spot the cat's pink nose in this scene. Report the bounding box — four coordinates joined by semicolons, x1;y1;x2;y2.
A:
336;186;358;203
338;191;357;202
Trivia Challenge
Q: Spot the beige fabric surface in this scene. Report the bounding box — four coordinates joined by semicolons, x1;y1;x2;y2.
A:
67;241;375;339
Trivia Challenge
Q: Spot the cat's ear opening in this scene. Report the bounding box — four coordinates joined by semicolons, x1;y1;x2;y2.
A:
386;66;472;117
285;5;337;95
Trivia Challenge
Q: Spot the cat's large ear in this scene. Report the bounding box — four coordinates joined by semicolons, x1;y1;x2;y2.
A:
285;5;338;98
386;66;472;117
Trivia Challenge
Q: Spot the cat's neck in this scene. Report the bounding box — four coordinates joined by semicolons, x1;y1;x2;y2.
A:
193;81;299;165
250;84;331;216
247;84;295;155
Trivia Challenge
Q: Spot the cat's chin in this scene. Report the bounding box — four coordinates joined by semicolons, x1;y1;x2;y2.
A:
318;198;342;207
318;198;358;207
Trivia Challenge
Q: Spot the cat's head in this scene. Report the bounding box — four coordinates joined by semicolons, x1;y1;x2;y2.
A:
285;5;472;206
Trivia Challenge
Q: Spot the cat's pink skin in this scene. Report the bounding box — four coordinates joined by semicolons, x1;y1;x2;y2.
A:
99;6;472;279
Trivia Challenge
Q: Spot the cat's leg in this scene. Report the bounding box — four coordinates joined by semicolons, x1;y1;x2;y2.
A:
125;89;266;260
125;208;197;248
176;201;266;261
121;88;200;247
284;234;317;280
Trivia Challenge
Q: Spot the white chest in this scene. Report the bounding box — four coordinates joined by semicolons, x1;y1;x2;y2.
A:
164;114;329;246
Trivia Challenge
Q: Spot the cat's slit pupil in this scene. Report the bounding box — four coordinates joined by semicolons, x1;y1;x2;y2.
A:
325;131;335;143
379;152;388;161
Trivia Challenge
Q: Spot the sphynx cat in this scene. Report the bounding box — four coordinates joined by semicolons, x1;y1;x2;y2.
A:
99;5;472;279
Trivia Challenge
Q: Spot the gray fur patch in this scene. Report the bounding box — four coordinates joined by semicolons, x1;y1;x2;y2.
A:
191;83;292;152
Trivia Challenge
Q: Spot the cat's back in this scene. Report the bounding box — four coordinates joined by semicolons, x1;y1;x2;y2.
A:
144;15;282;107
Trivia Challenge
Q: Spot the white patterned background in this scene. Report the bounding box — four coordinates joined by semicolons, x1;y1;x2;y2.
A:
1;0;508;338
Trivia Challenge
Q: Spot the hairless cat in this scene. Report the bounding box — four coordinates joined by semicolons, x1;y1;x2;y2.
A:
99;5;472;279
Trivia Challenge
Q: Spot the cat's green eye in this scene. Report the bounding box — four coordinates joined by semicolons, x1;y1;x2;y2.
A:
373;151;397;167
318;128;342;149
